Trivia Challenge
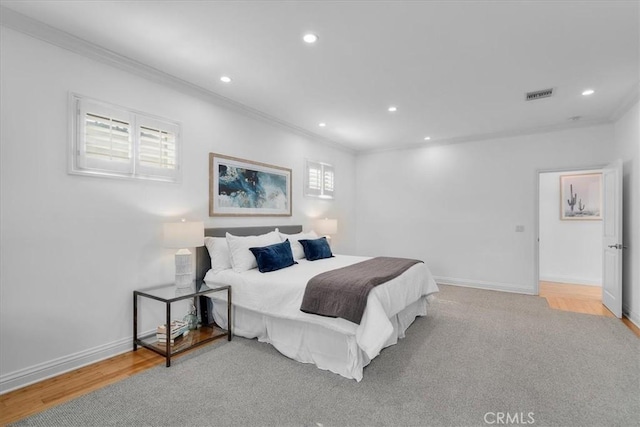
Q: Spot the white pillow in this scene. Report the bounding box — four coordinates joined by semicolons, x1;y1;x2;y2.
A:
226;231;282;272
278;230;318;259
204;237;232;273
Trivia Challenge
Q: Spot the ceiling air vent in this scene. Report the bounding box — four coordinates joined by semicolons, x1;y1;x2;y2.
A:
525;88;554;101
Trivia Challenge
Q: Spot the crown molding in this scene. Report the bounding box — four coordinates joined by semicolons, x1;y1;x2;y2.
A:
357;118;612;156
0;6;354;154
610;82;640;122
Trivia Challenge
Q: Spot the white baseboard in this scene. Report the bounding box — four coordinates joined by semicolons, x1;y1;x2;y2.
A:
539;274;602;286
622;304;640;329
434;276;534;295
0;329;153;395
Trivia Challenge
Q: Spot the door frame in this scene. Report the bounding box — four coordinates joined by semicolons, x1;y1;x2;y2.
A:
533;164;606;296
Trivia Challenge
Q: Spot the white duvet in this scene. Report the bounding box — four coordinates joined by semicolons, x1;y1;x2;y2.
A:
205;255;439;359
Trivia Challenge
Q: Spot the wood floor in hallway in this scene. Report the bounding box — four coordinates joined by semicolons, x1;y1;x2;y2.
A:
539;281;639;337
539;281;614;317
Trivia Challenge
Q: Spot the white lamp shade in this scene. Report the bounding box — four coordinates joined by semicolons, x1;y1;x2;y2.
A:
163;221;204;248
315;218;338;236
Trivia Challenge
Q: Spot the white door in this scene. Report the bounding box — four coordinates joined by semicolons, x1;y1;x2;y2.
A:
602;160;623;318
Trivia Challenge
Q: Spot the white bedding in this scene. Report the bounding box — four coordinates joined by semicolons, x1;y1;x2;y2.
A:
204;255;439;378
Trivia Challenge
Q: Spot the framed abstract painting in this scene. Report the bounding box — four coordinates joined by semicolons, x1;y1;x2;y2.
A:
209;153;292;217
560;173;602;220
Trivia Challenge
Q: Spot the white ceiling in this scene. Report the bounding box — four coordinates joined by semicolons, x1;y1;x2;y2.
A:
2;1;639;152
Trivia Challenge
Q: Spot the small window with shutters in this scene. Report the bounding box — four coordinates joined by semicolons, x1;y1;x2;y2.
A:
70;94;181;182
305;159;334;199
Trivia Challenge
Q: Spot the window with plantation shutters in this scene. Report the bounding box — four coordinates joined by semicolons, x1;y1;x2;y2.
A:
323;164;335;198
70;94;181;182
305;159;334;199
306;161;323;197
85;114;131;163
136;117;178;179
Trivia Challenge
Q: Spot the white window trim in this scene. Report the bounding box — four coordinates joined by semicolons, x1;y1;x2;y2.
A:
69;93;182;183
304;159;334;199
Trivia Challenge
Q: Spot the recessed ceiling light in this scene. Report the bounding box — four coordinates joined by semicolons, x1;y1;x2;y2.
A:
303;33;319;43
220;76;232;83
582;89;595;96
318;122;326;127
424;136;431;141
388;106;398;112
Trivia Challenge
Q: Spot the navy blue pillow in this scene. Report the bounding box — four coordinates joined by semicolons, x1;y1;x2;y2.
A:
298;237;334;261
249;240;297;273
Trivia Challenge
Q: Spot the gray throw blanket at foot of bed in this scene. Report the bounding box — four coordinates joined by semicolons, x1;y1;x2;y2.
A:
300;257;423;324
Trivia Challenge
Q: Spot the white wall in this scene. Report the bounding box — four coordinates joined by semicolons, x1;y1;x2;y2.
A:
539;170;603;286
356;126;614;294
613;100;640;327
0;28;356;392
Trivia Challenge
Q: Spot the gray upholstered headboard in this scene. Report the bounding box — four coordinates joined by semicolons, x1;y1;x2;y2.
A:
196;225;303;282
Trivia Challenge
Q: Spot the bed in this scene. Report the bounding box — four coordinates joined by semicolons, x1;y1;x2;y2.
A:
195;225;439;381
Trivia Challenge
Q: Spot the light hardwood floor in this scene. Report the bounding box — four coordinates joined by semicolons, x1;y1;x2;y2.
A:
0;347;164;426
539;281;615;317
539;281;640;337
2;285;638;426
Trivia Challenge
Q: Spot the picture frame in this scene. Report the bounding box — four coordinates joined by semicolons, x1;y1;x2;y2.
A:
560;173;602;220
209;153;292;217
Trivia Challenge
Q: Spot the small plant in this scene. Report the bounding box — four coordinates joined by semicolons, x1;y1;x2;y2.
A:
579;199;585;212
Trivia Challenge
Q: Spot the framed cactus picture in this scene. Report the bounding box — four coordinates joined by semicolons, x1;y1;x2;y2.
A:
560;173;602;220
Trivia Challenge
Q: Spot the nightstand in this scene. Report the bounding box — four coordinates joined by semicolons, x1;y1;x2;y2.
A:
133;281;231;367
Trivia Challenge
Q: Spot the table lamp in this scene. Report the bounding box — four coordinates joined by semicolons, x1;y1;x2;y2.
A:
315;218;338;239
163;219;204;288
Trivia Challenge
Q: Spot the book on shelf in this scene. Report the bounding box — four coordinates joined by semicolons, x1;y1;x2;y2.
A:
157;327;188;340
157;333;185;345
156;320;189;344
157;320;188;334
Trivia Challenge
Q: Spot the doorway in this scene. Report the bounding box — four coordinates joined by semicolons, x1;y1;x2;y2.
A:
536;167;609;316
